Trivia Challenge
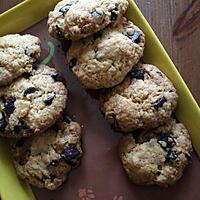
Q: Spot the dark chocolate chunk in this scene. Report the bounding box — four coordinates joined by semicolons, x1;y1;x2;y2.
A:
44;95;55;106
156;171;161;176
130;68;145;80
126;31;142;43
156;71;163;77
23;87;38;97
3;96;16;116
157;133;176;150
165;150;178;161
59;4;71;16
69;58;77;68
55;25;63;39
110;11;118;21
91;11;101;18
61;144;80;166
50;72;59;81
24;48;35;58
154;97;167;110
0;113;7;133
15;139;24;147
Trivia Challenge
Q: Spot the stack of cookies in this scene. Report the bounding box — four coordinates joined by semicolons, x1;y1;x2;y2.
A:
48;0;193;186
0;34;83;190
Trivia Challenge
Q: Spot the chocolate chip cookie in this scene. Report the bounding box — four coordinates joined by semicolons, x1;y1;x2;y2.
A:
0;64;67;137
48;0;129;40
101;64;178;131
67;17;145;89
119;119;192;186
0;34;41;86
11;116;82;190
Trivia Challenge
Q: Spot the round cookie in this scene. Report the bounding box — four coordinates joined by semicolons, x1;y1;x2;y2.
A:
67;17;145;89
11;116;82;190
0;34;41;86
119;119;192;186
0;64;67;137
100;63;178;132
48;0;129;40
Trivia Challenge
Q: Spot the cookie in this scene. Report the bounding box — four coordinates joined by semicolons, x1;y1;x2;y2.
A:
48;0;129;40
67;17;145;89
11;116;82;190
100;64;178;131
0;34;41;86
119;119;192;186
0;64;68;137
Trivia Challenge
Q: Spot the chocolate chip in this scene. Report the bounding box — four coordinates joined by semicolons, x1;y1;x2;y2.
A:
93;32;102;40
154;97;167;110
126;31;142;43
50;72;59;81
15;139;24;147
3;96;16;116
130;68;145;80
165;150;178;161
69;58;77;68
156;71;163;77
156;171;161;176
44;95;55;106
55;25;63;40
24;48;35;58
110;11;118;21
91;11;101;18
14;120;28;133
0;113;7;133
157;134;176;150
111;113;120;130
23;87;38;97
59;4;71;16
61;144;80;166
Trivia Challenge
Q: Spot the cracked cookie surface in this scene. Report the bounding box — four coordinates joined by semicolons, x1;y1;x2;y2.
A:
11;117;82;190
0;34;41;86
100;64;178;131
48;0;129;40
0;64;67;137
67;17;145;89
119;119;192;186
